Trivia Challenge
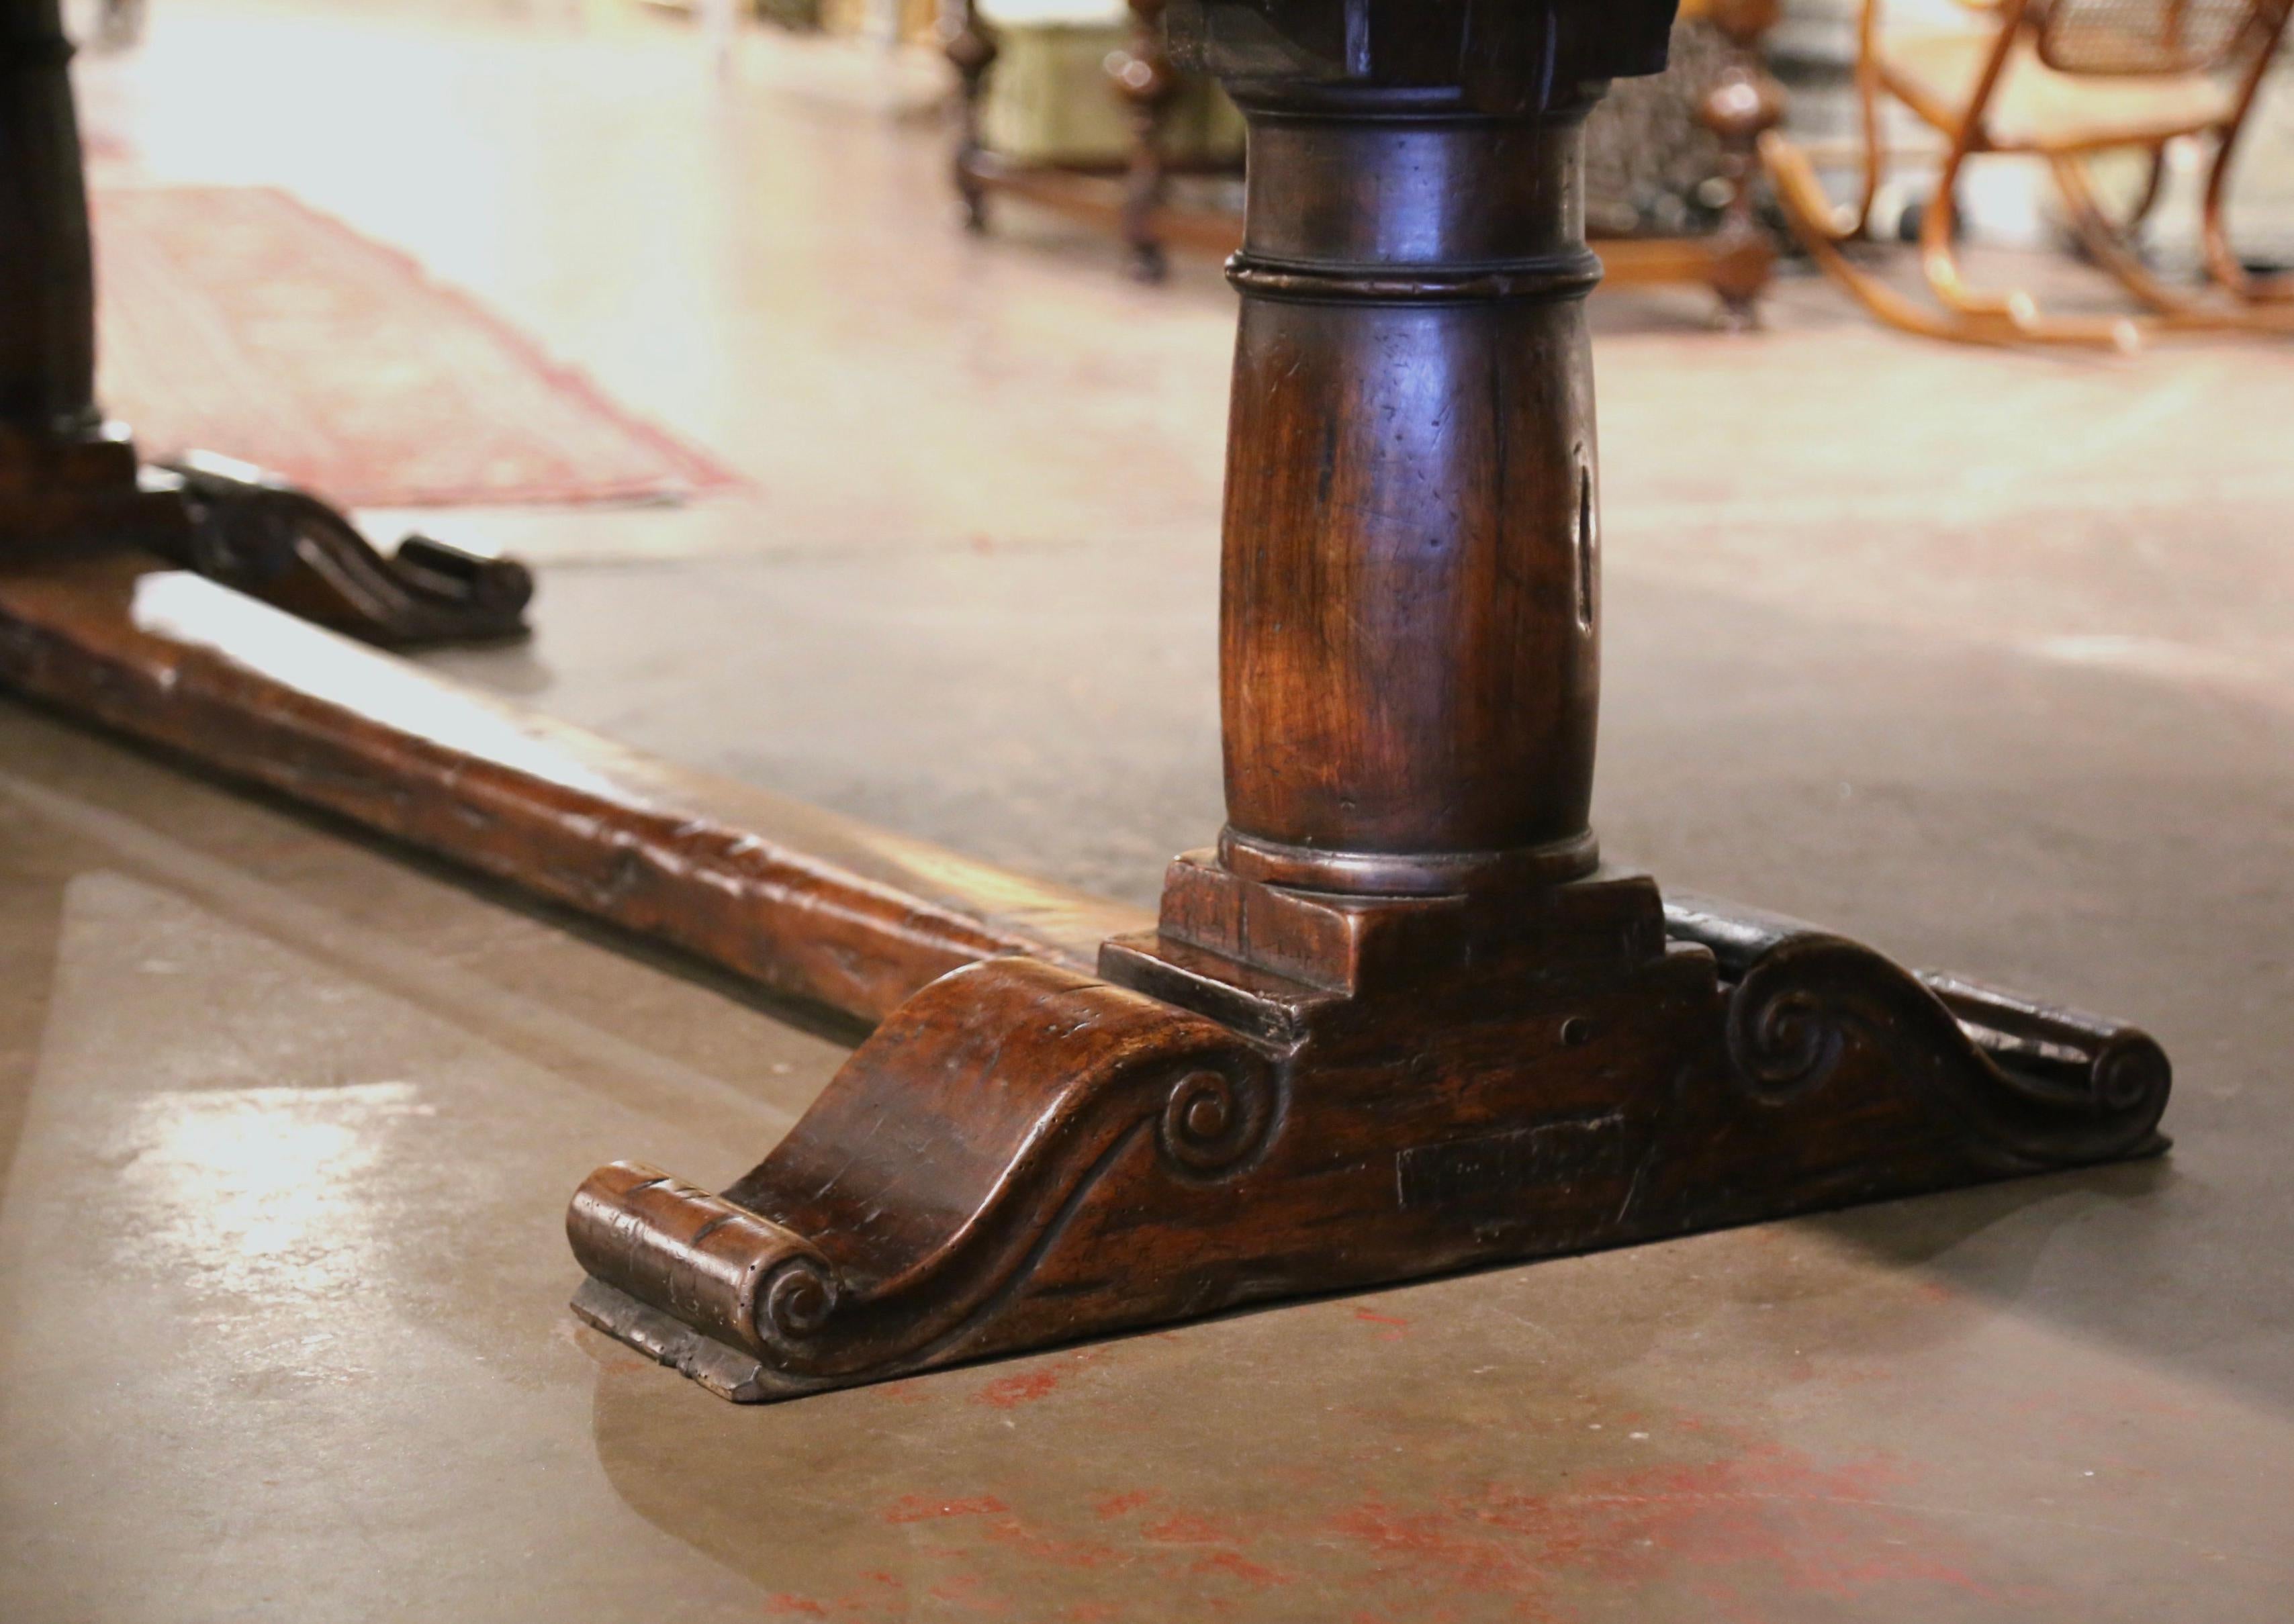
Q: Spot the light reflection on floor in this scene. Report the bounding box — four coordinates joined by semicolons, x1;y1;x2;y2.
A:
121;1078;433;1305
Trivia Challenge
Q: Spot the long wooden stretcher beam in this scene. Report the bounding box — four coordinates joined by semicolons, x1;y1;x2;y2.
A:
0;551;1138;1026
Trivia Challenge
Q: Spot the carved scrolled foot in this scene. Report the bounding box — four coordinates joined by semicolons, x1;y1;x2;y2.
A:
571;868;2170;1403
570;956;1275;1401
1;435;531;644
1663;893;2170;1171
153;452;532;646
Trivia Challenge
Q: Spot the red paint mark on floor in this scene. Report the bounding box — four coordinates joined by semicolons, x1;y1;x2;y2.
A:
1324;1442;2011;1619
1095;1489;1157;1520
925;1570;1011;1614
974;1370;1063;1408
980;1512;1129;1572
1328;1498;1547;1600
1190;1549;1289;1588
765;1572;911;1624
850;1435;2004;1621
882;1492;1012;1525
1353;1307;1412;1329
972;1346;1112;1410
1142;1511;1230;1545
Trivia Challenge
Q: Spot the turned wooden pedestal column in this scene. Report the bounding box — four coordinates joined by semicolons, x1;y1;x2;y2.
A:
0;0;152;533
565;0;2168;1405
0;0;94;439
1213;83;1602;897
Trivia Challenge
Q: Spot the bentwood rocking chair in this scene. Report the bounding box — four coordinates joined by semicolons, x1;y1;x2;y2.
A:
1765;0;2294;345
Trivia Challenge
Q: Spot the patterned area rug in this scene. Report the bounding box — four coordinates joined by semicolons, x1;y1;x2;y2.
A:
91;185;742;508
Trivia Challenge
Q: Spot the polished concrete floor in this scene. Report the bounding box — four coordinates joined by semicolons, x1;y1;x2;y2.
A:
6;3;2294;1619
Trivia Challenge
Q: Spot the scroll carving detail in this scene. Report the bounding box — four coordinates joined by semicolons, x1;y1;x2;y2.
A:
1715;927;2170;1169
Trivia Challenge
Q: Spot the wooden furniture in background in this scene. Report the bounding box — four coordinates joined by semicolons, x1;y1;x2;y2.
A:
1765;0;2294;345
1;0;2170;1404
948;0;1244;280
950;0;1788;320
1590;0;1788;325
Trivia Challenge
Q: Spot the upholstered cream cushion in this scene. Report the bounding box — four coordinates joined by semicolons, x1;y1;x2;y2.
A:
976;10;1244;167
979;0;1128;25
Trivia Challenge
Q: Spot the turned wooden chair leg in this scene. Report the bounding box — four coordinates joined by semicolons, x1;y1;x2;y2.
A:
943;0;997;233
1699;58;1784;330
2199;143;2293;305
1763;132;2035;346
2199;26;2294;309
1916;138;2138;349
2053;150;2294;333
1917;143;2032;325
1692;0;1786;330
1108;0;1176;283
1847;0;1892;238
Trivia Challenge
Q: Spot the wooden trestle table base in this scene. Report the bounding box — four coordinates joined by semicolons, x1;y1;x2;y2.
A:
0;0;2168;1405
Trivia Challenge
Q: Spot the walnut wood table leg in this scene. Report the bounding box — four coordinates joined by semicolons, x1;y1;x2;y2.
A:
0;0;161;538
0;0;2174;1408
0;0;531;644
567;0;2169;1402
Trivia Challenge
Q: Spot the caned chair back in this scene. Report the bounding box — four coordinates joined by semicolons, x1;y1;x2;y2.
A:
2033;0;2279;77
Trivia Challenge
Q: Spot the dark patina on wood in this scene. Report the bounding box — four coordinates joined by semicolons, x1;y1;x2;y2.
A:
0;553;1129;1023
0;0;2170;1404
563;0;2169;1401
0;0;530;643
571;873;2162;1401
